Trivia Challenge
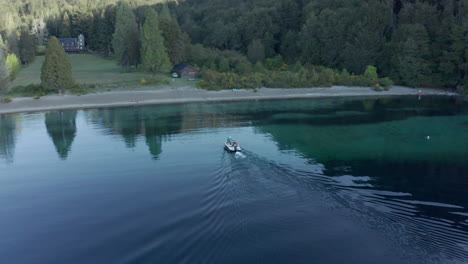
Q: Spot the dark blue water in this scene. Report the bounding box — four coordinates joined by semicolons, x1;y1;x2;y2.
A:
0;96;467;264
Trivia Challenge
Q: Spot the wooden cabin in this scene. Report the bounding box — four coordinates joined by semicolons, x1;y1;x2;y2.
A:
173;63;200;78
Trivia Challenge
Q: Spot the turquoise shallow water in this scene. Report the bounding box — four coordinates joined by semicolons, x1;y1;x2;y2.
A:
0;96;467;264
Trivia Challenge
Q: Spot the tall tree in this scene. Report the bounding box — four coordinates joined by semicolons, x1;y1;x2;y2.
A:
18;28;36;64
112;2;140;68
394;24;432;87
158;5;188;65
61;12;72;38
5;31;20;57
280;30;299;63
141;8;171;72
0;43;9;91
41;37;74;93
30;18;49;46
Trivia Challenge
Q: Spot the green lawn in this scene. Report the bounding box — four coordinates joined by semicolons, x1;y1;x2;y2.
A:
12;54;196;91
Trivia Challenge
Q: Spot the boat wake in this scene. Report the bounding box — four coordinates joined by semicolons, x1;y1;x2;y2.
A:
213;151;468;263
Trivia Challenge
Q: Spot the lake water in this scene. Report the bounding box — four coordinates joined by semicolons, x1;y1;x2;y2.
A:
0;96;467;264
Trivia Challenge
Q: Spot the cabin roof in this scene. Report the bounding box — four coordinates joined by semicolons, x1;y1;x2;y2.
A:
173;63;198;71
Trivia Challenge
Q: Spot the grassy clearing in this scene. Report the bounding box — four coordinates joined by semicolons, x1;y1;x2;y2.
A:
12;54;197;93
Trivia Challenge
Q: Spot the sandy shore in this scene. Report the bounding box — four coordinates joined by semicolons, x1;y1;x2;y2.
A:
0;86;456;114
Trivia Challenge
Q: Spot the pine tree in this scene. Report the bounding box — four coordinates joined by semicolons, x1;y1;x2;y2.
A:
397;38;431;87
18;28;36;64
280;31;299;63
158;5;188;65
41;37;74;93
61;12;72;38
112;2;140;68
0;46;9;91
263;32;276;59
6;31;20;57
90;10;112;52
141;8;171;73
394;24;432;87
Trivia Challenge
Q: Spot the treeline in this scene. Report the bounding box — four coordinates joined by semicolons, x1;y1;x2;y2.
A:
175;0;467;90
199;65;393;90
0;0;467;92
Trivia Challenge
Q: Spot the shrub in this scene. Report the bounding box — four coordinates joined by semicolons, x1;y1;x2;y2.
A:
265;55;285;71
253;62;267;73
1;97;12;103
234;62;253;75
364;65;379;85
372;84;384;92
380;77;394;88
8;84;55;97
336;69;351;86
34;95;41;99
69;84;90;95
6;54;21;81
141;78;147;85
289;62;304;73
317;68;335;87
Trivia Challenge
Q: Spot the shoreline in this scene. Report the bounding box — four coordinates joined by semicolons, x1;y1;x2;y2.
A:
0;86;457;115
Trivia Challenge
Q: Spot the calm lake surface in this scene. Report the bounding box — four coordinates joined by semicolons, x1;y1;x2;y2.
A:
0;96;467;264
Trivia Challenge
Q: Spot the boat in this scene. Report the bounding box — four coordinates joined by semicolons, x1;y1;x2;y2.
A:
225;137;241;152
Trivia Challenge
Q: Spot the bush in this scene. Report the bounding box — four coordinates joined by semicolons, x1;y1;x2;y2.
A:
265;55;286;71
8;84;56;97
6;54;21;81
252;62;267;73
1;97;12;103
336;69;351;86
380;77;394;88
372;84;384;91
364;65;379;85
69;84;90;95
234;62;253;75
34;95;41;99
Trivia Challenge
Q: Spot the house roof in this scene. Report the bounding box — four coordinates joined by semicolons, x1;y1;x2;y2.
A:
59;38;78;44
173;63;198;71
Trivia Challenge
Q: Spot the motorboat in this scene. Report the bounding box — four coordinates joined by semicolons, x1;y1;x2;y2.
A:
225;137;241;152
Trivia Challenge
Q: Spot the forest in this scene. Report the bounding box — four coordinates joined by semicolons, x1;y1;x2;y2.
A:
0;0;466;92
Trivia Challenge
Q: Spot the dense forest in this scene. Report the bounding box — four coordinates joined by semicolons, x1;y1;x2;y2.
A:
0;0;466;92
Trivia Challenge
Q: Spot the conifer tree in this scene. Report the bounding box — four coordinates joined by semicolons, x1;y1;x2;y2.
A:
0;46;9;91
158;4;188;65
18;28;36;64
394;24;432;87
6;31;20;57
141;8;171;73
61;12;72;38
41;37;74;93
112;2;140;68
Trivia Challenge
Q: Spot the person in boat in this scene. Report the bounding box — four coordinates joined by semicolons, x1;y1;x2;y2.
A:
227;136;233;144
